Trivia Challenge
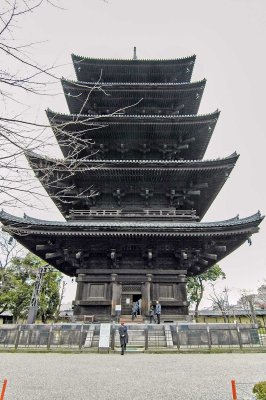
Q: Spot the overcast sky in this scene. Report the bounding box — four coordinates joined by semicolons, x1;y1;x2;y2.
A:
4;0;266;306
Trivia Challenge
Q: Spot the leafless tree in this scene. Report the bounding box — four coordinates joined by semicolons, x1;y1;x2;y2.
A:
0;0;142;213
257;282;266;308
0;0;64;209
238;290;258;324
208;284;229;323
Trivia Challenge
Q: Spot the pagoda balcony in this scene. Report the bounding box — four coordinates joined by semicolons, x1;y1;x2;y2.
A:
67;208;199;221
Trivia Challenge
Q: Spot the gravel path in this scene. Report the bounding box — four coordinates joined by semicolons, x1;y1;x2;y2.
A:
0;353;265;399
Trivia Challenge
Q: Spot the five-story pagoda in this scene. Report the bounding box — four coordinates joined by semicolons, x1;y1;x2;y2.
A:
0;49;263;321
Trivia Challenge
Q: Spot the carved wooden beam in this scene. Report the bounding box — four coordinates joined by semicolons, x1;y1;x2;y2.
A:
215;245;227;252
45;251;62;259
36;244;53;251
203;253;218;261
199;259;209;266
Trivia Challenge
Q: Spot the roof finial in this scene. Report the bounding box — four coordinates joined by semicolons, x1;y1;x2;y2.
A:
133;46;137;60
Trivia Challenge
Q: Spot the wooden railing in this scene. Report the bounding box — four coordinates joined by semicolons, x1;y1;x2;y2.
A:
68;209;199;220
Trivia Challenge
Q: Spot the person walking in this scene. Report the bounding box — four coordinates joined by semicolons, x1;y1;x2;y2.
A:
118;321;128;355
131;301;138;320
155;300;161;324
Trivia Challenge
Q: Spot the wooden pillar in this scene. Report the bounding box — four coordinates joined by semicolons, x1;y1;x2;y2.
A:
142;274;152;315
111;274;121;316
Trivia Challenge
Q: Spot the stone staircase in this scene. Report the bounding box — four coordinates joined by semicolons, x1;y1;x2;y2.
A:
119;315;145;324
148;324;167;348
114;324;146;352
83;322;175;351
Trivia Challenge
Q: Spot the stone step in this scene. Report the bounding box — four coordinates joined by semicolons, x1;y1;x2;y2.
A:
119;315;144;324
114;344;145;352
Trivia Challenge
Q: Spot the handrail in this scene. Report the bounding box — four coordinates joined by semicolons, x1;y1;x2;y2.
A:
68;209;198;220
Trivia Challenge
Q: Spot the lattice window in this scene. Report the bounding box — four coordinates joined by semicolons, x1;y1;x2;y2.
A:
122;284;142;293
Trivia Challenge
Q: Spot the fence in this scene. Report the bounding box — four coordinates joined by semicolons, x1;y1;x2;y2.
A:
0;324;98;350
0;323;264;351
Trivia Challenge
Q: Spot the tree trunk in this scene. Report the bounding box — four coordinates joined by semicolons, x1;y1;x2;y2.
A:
194;280;204;322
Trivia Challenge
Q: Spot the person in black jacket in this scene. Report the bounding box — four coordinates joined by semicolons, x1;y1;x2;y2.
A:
118;321;128;355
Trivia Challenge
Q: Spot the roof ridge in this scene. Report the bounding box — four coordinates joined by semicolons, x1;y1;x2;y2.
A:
0;209;263;227
71;53;196;63
46;108;220;120
61;77;206;87
25;151;239;165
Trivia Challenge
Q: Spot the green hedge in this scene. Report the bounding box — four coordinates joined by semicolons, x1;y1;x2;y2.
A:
253;382;266;400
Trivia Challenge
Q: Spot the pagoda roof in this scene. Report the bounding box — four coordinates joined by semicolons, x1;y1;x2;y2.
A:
72;53;196;84
0;210;263;276
26;150;238;170
46;109;219;161
25;151;239;220
0;210;261;232
61;78;206;116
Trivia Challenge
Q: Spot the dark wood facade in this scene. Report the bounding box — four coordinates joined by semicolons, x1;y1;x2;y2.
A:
0;52;263;320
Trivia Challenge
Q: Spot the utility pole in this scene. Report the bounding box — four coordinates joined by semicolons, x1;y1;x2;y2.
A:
27;265;52;324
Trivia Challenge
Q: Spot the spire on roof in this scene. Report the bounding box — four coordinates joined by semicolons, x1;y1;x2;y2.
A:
133;46;137;60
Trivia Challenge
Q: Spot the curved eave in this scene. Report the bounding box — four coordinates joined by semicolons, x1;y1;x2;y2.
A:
1;210;262;277
25;150;238;170
71;53;196;64
46;108;220;126
72;53;196;83
61;77;206;90
25;151;238;220
61;78;206;116
0;210;263;235
46;109;220;161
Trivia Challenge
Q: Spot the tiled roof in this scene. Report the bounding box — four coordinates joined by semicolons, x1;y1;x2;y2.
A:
26;150;238;169
0;210;262;232
46;108;220;121
72;53;196;63
61;77;206;88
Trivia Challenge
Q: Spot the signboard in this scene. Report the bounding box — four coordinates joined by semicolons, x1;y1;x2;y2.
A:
98;323;111;349
115;305;122;311
126;298;130;304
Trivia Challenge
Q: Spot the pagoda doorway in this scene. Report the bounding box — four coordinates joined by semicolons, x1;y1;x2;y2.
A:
121;285;142;315
121;293;141;315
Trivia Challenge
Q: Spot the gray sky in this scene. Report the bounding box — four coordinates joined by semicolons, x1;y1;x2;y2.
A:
4;0;266;306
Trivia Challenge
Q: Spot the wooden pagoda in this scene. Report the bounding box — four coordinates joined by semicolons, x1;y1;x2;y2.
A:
0;50;263;320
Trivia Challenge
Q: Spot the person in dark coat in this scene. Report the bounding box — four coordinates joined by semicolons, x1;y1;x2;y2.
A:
118;321;128;355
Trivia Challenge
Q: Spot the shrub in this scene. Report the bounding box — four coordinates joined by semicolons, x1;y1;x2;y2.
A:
253;382;266;400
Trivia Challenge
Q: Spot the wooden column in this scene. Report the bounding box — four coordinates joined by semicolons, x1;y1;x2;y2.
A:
142;274;153;315
111;274;121;316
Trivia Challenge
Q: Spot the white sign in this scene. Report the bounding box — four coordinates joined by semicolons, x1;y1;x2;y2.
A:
98;323;111;349
126;298;130;304
115;305;122;311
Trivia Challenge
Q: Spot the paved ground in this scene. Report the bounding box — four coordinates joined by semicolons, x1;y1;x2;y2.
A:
0;353;265;399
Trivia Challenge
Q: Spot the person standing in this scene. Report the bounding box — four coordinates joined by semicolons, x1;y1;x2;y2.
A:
149;304;156;323
138;298;142;315
155;300;161;324
118;321;128;355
